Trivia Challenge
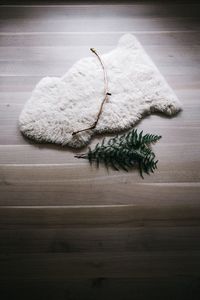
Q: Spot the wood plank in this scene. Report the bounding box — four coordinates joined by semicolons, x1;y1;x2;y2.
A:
1;120;200;145
0;60;200;76
3;122;200;147
0;277;199;300
1;181;200;206
0;4;200;19
1;32;200;47
1;226;200;254
0;251;200;281
1;45;200;64
0;0;198;4
0;16;200;33
0;141;199;166
0;92;31;104
0;203;200;228
0;134;200;164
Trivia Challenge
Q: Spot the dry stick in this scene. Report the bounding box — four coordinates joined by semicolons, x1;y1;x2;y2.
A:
72;48;111;136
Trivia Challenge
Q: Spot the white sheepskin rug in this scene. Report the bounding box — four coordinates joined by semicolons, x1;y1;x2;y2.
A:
19;33;182;148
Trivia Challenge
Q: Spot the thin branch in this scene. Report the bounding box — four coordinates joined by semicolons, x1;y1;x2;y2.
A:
72;48;111;136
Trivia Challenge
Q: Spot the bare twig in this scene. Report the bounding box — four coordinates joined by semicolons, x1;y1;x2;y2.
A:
72;48;111;136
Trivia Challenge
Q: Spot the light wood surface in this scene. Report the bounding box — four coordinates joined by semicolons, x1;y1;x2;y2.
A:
0;2;200;299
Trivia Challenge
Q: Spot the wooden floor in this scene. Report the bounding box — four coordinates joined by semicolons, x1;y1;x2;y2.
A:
0;2;200;299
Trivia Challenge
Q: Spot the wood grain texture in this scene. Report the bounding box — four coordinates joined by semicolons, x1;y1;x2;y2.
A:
1;226;200;253
0;2;200;299
0;278;200;300
1;205;200;228
1;251;200;282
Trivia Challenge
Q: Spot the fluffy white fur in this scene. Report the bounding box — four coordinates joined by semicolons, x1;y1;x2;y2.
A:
19;34;182;148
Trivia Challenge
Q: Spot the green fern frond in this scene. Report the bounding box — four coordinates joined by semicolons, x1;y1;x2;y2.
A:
75;129;161;178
